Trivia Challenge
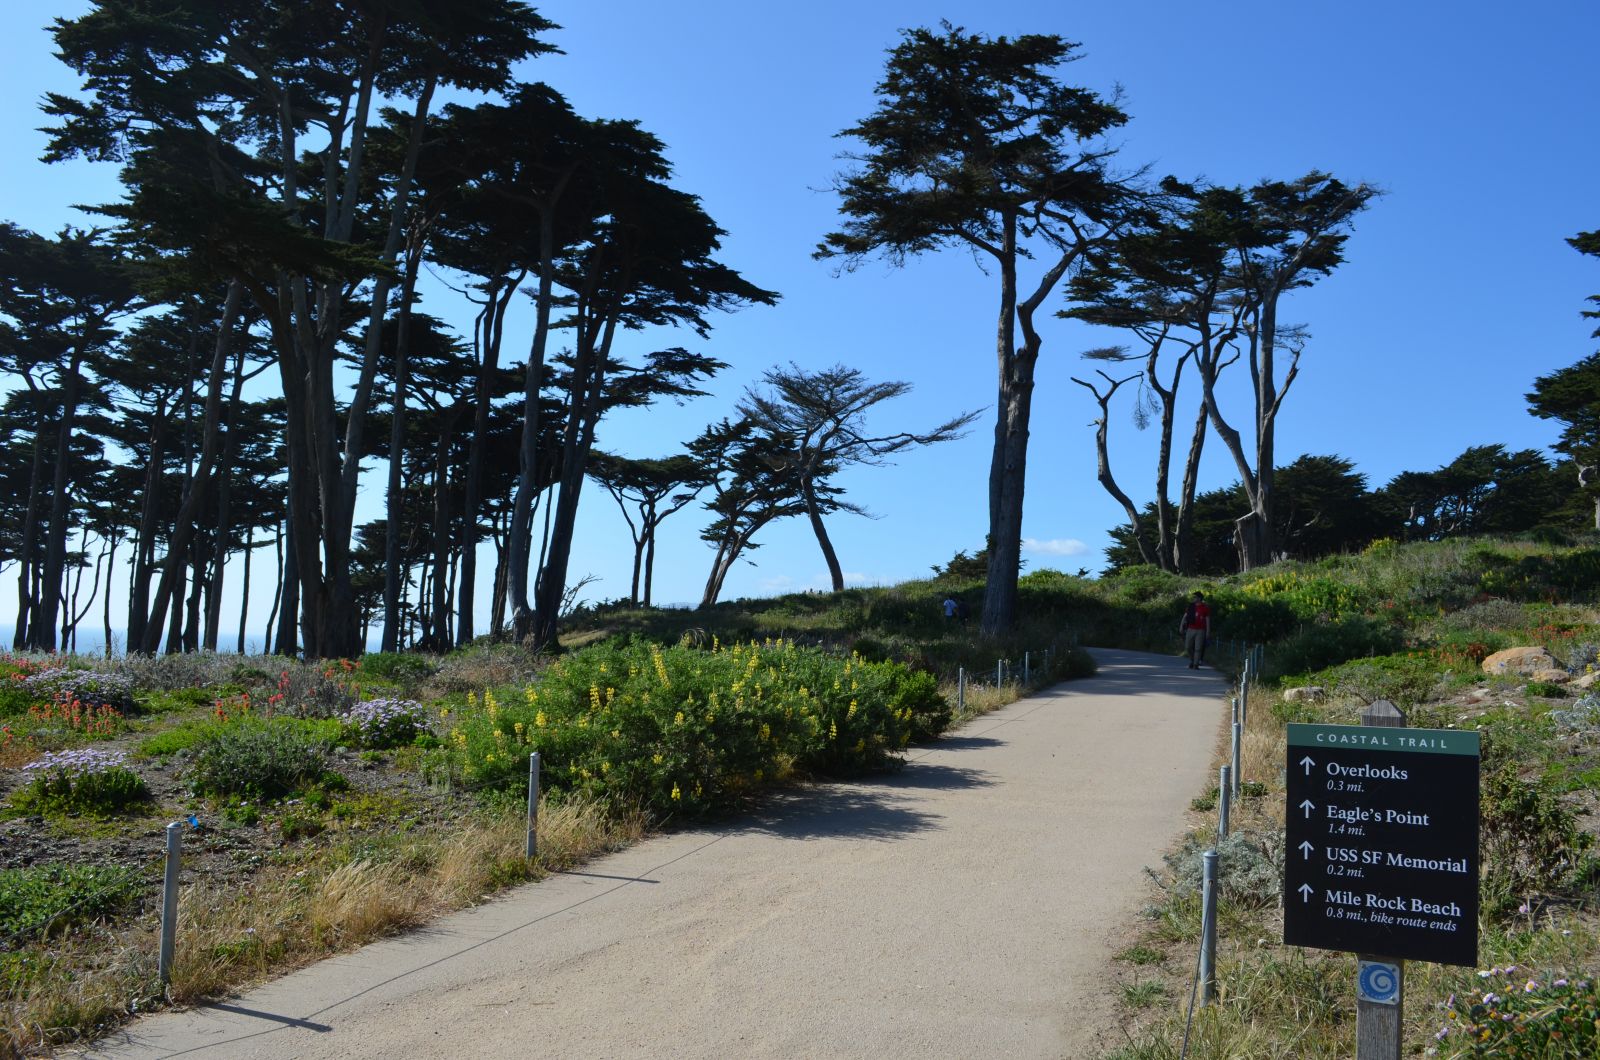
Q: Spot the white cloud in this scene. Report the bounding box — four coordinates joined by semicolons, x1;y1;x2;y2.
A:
1021;537;1088;557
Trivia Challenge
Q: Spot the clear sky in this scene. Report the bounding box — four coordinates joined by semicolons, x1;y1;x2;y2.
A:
1;1;1597;645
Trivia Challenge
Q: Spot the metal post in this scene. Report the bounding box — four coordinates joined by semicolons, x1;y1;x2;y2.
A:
1219;765;1231;839
525;752;541;859
1024;651;1031;685
1199;849;1219;1004
997;660;1003;688
158;821;182;988
1231;720;1243;797
1358;700;1407;1059
958;667;966;713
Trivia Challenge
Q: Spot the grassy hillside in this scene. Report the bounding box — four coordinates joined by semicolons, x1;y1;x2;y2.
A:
4;532;1599;1056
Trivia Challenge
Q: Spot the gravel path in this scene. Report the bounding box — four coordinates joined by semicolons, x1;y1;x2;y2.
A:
86;648;1223;1060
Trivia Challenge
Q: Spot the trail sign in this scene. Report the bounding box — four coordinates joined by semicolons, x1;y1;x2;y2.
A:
1283;722;1480;967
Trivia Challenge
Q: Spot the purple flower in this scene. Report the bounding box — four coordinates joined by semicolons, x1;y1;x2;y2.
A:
20;748;129;778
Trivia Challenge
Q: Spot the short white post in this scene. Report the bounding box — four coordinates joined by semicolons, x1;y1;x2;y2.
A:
1219;765;1231;839
1231;720;1243;797
158;821;182;988
958;667;966;713
525;752;541;860
997;660;1003;688
1024;651;1031;684
1199;849;1220;1005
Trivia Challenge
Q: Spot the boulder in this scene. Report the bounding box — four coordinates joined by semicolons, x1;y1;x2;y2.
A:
1283;686;1326;703
1574;672;1600;691
1528;668;1572;685
1481;647;1560;676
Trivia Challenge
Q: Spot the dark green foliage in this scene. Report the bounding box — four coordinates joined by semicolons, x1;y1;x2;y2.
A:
187;718;336;800
1266;616;1406;678
1478;548;1600;600
1479;764;1596;915
13;764;149;817
1311;653;1446;707
0;863;140;938
357;653;438;686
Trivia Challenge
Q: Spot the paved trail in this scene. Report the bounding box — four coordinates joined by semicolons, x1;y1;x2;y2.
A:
89;648;1222;1060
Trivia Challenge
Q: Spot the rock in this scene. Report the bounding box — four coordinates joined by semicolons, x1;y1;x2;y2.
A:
1528;668;1572;684
1481;647;1560;676
1283;686;1326;703
1574;672;1600;691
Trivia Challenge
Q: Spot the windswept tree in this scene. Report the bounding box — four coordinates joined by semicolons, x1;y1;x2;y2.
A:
1186;175;1377;569
518;132;776;647
819;23;1136;633
46;0;553;658
737;363;977;591
587;451;708;606
692;418;825;608
0;223;141;651
1528;229;1600;527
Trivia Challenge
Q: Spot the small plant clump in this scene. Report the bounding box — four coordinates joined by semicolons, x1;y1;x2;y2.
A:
0;862;143;939
21;668;136;713
1432;966;1599;1057
339;698;429;749
187;718;335;799
11;749;149;816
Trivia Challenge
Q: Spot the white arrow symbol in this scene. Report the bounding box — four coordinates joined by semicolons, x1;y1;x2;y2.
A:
1300;755;1316;776
1299;883;1314;902
1300;799;1316;818
1299;841;1314;859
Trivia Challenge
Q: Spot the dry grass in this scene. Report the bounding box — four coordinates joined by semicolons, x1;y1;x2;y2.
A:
2;797;645;1056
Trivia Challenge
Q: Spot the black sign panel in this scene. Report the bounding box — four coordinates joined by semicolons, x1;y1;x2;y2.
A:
1283;723;1479;967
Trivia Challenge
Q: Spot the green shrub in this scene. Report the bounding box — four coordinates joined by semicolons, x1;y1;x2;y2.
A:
0;863;141;938
1436;967;1600;1056
1268;615;1405;677
358;652;438;686
1162;831;1281;908
1313;653;1446;707
339;698;429;749
187;717;336;799
1480;764;1595;916
12;749;149;816
1524;680;1568;698
431;638;948;817
1480;547;1600;600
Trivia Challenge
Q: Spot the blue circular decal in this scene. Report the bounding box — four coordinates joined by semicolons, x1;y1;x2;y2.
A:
1359;962;1399;1002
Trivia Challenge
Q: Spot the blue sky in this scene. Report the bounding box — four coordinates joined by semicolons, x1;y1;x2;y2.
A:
1;1;1597;644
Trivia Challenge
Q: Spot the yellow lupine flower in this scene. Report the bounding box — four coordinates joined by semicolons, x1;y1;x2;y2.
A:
514;721;525;736
760;723;771;741
829;721;838;740
847;700;857;720
675;711;685;726
535;711;547;728
854;738;865;754
589;685;601;711
670;783;681;801
653;753;664;765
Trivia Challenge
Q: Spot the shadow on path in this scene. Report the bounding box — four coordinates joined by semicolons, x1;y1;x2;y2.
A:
1079;647;1227;700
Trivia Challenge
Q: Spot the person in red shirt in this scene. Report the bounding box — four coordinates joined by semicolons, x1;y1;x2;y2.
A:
1180;591;1211;669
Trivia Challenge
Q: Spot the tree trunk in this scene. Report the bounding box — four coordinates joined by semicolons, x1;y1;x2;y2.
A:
425;411;460;652
103;532;119;656
140;283;244;652
458;276;522;646
32;343;91;651
275;508;299;658
1174;401;1208;574
801;477;846;591
509;203;562;644
237;525;253;655
13;419;45;650
381;236;424;653
183;535;205;653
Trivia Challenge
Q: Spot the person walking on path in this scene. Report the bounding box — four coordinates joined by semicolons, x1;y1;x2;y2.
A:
1180;591;1211;669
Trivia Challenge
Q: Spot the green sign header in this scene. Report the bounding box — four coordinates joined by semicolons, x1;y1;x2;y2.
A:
1287;723;1480;757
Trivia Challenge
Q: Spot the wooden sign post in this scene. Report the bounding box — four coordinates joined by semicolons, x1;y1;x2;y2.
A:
1283;700;1480;1059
